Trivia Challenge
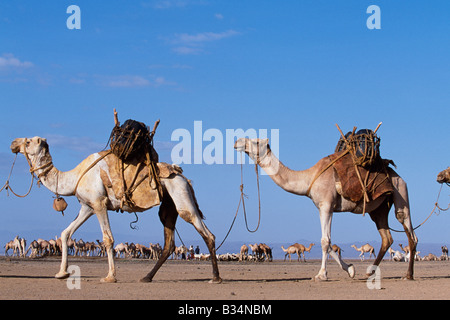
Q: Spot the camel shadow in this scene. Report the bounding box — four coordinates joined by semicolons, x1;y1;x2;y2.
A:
0;274;55;280
0;274;98;280
148;277;318;284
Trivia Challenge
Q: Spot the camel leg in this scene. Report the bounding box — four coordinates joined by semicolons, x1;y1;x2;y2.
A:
55;205;94;279
369;199;394;275
95;209;116;283
391;172;418;280
162;176;222;283
140;195;178;282
315;207;354;281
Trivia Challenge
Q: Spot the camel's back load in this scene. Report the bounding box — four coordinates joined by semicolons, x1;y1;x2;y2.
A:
335;128;380;168
104;109;162;212
331;123;393;204
109;119;158;163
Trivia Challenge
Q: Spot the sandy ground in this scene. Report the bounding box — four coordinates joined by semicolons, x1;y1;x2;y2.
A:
0;256;449;301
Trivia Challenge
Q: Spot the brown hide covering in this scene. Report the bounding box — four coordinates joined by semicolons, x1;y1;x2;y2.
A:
330;151;394;203
98;151;182;212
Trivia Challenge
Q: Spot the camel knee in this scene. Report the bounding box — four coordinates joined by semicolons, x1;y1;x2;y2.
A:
178;209;194;224
60;229;71;244
321;238;331;252
102;233;114;249
395;209;408;224
386;236;393;249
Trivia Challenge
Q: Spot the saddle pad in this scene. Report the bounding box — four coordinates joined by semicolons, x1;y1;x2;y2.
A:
99;151;182;212
330;151;394;203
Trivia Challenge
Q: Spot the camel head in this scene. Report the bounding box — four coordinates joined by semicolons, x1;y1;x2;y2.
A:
437;167;450;184
11;137;48;157
234;138;270;163
10;137;51;169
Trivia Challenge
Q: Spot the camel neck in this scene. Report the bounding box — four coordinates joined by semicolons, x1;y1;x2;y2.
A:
30;153;77;196
257;150;313;196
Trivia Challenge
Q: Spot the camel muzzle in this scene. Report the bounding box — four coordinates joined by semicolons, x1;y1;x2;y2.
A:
10;138;24;154
234;139;246;152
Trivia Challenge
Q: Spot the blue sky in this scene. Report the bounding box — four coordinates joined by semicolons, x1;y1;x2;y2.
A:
0;1;449;257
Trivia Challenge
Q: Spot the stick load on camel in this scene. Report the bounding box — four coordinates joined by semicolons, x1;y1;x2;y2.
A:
106;109;164;212
109;108;159;163
329;123;395;206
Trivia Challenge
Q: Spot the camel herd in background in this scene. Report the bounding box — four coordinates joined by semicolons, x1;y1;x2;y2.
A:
4;235;163;260
5;235;449;263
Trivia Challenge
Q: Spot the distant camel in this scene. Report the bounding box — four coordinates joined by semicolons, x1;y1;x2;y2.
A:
351;244;376;261
239;244;248;261
328;244;342;260
399;243;410;255
281;245;301;262
293;243;315;262
248;243;262;260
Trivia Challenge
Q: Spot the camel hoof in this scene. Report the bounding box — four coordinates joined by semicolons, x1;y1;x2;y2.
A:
402;275;414;281
139;277;153;283
209;277;223;284
55;271;70;279
348;264;355;278
314;274;328;282
100;276;117;283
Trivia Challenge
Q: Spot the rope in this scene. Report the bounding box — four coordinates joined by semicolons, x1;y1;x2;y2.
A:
242;163;262;233
0;153;35;198
390;184;449;233
215;151;262;251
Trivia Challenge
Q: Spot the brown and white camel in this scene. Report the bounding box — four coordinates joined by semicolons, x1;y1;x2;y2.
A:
4;236;23;257
239;244;248;261
259;243;273;261
437;167;450;184
351;244;376;261
331;244;342;258
11;136;221;283
281;245;301;262
248;243;262;260
398;243;410;255
294;243;315;262
235;137;417;281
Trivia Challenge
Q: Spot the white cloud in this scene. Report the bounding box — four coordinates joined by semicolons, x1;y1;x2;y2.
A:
172;30;239;45
0;53;33;69
146;0;207;9
152;0;188;9
95;74;176;88
169;29;240;55
214;13;224;20
104;75;151;88
172;46;203;55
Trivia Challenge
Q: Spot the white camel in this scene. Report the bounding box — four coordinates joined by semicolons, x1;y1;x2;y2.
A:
235;137;417;281
11;136;221;283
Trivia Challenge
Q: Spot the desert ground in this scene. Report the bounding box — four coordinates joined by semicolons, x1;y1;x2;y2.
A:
0;256;449;301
